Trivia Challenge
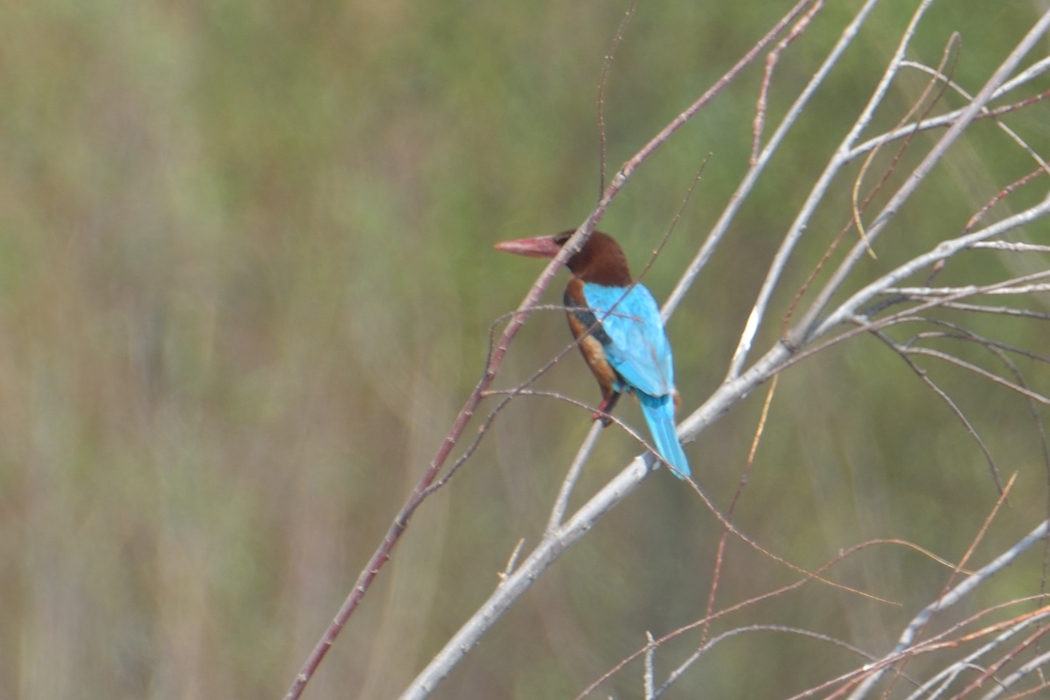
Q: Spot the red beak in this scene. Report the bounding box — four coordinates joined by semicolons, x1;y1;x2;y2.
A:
494;235;562;259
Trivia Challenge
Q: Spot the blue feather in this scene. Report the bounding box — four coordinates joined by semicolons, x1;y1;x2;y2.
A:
582;282;690;479
582;284;673;396
638;393;690;479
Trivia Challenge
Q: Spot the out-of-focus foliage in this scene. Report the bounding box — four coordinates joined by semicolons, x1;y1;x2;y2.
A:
0;0;1048;698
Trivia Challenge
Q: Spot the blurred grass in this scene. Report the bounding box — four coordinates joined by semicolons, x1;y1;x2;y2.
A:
0;0;1048;698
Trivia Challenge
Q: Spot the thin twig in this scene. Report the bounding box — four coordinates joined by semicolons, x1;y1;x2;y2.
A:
700;374;778;647
809;198;1050;340
791;6;1050;346
656;625;890;698
546;422;605;535
846;519;1050;700
851;32;960;259
901;346;1050;407
885;283;1050;297
751;0;825;164
846;88;1050;162
878;473;1017;697
724;0;939;379
897;61;1050;177
980;648;1050;700
876;330;1005;491
906;326;1050;368
904;610;1050;700
946;623;1050;700
597;0;638;197
663;0;865;323
574;538;916;700
964;168;1050;233
780;605;1050;700
925;303;1050;322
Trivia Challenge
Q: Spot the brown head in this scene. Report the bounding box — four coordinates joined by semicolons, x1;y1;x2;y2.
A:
494;230;632;287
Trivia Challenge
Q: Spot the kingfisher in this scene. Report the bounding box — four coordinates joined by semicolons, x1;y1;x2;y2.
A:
495;230;690;479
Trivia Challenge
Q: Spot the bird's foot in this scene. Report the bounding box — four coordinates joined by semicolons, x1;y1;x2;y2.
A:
592;392;620;427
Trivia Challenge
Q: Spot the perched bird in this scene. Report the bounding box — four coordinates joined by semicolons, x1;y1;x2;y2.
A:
495;230;690;479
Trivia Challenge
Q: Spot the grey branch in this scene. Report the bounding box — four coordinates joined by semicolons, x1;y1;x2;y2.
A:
791;6;1050;343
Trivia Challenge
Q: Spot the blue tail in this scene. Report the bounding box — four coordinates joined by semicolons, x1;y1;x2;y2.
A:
637;392;690;479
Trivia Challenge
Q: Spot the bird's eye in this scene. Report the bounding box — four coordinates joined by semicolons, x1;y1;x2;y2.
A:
554;230;574;245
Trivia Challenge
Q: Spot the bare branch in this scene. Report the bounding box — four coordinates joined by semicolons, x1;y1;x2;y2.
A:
812;198;1050;339
875;330;1005;492
751;0;826;165
847;519;1050;700
726;0;938;377
851;32;960;259
662;0;877;323
971;241;1050;253
497;539;526;581
897;60;1050;176
964;168;1050;233
900;345;1050;407
596;0;637;197
700;374;779;647
643;631;655;700
546;422;604;536
903;610;1050;700
656;625;885;699
846;87;1050;162
885;283;1050;297
574;537;948;700
792;7;1050;343
979;647;1050;700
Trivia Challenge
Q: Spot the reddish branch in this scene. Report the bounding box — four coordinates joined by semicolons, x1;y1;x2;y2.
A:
751;0;825;165
700;374;779;647
964;167;1049;232
281;233;581;700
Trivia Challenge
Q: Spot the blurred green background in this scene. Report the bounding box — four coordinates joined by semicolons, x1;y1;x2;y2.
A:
1;0;1049;698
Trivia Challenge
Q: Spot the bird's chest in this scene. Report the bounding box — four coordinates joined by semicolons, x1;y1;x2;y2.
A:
563;282;622;393
563;284;613;347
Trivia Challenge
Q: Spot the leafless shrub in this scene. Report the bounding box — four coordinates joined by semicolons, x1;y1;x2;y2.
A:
286;2;1050;698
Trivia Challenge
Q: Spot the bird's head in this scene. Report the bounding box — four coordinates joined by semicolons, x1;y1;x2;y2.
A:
494;230;632;286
